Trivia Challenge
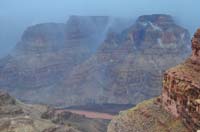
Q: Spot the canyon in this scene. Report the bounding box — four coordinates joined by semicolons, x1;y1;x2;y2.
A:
0;14;190;108
0;14;199;132
0;90;109;132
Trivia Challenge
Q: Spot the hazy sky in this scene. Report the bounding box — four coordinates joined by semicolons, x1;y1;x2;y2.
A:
0;0;200;57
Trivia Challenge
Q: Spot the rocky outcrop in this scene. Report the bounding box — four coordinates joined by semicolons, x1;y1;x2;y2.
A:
58;14;190;106
0;91;54;132
108;98;189;132
0;91;16;106
0;91;109;132
162;29;200;131
0;91;23;117
108;28;200;132
41;107;109;132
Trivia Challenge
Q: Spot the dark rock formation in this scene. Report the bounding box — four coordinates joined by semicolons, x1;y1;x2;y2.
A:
162;29;200;131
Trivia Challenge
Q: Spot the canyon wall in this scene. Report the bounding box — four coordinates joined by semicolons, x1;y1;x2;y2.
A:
0;14;190;107
108;28;200;132
162;28;200;131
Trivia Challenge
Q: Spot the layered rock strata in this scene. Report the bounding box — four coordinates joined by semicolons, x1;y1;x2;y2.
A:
0;14;190;107
60;14;190;106
162;29;200;131
108;99;189;132
108;28;200;132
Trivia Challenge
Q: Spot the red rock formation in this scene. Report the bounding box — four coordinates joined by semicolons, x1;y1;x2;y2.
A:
162;29;200;131
191;29;200;65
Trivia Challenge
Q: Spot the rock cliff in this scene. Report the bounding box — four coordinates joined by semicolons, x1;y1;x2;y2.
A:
0;14;190;107
59;14;190;106
108;28;200;132
0;16;122;104
162;28;200;131
107;99;189;132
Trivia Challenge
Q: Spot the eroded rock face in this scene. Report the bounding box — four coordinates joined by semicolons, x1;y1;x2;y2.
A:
58;14;190;106
108;26;200;132
0;16;122;104
107;98;189;132
191;29;200;64
0;14;190;107
162;29;200;131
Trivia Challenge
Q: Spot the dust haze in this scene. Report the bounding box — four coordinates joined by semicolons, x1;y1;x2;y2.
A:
0;0;200;57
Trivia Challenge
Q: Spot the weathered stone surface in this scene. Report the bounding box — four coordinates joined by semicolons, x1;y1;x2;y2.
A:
108;98;189;132
162;29;200;131
191;28;200;65
107;27;200;132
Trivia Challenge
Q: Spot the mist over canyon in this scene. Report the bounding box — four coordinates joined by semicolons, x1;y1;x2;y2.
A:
0;14;191;108
0;1;200;132
1;0;200;58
